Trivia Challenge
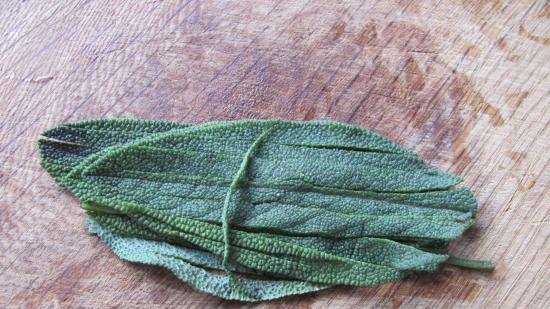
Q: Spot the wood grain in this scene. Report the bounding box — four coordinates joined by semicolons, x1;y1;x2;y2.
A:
1;0;548;308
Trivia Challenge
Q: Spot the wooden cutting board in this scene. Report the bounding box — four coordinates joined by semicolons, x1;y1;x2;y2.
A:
1;1;548;308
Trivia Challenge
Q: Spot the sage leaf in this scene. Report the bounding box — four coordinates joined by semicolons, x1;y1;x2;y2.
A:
38;118;493;301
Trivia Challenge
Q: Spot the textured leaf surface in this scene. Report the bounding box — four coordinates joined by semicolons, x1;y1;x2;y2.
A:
87;215;328;301
38;118;491;301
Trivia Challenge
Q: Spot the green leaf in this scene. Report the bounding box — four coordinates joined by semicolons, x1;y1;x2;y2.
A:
87;214;329;301
38;119;191;184
38;118;491;301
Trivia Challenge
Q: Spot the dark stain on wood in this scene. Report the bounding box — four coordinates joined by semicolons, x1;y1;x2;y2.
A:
519;24;550;46
139;17;503;171
318;22;501;168
540;2;550;17
404;57;426;91
465;44;482;58
121;16;507;180
519;179;536;192
391;295;404;309
353;22;377;46
507;150;527;164
495;37;508;51
333;21;347;40
448;73;505;127
507;54;522;62
302;105;318;120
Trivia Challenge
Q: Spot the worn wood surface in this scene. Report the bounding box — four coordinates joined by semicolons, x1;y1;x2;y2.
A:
1;0;548;308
